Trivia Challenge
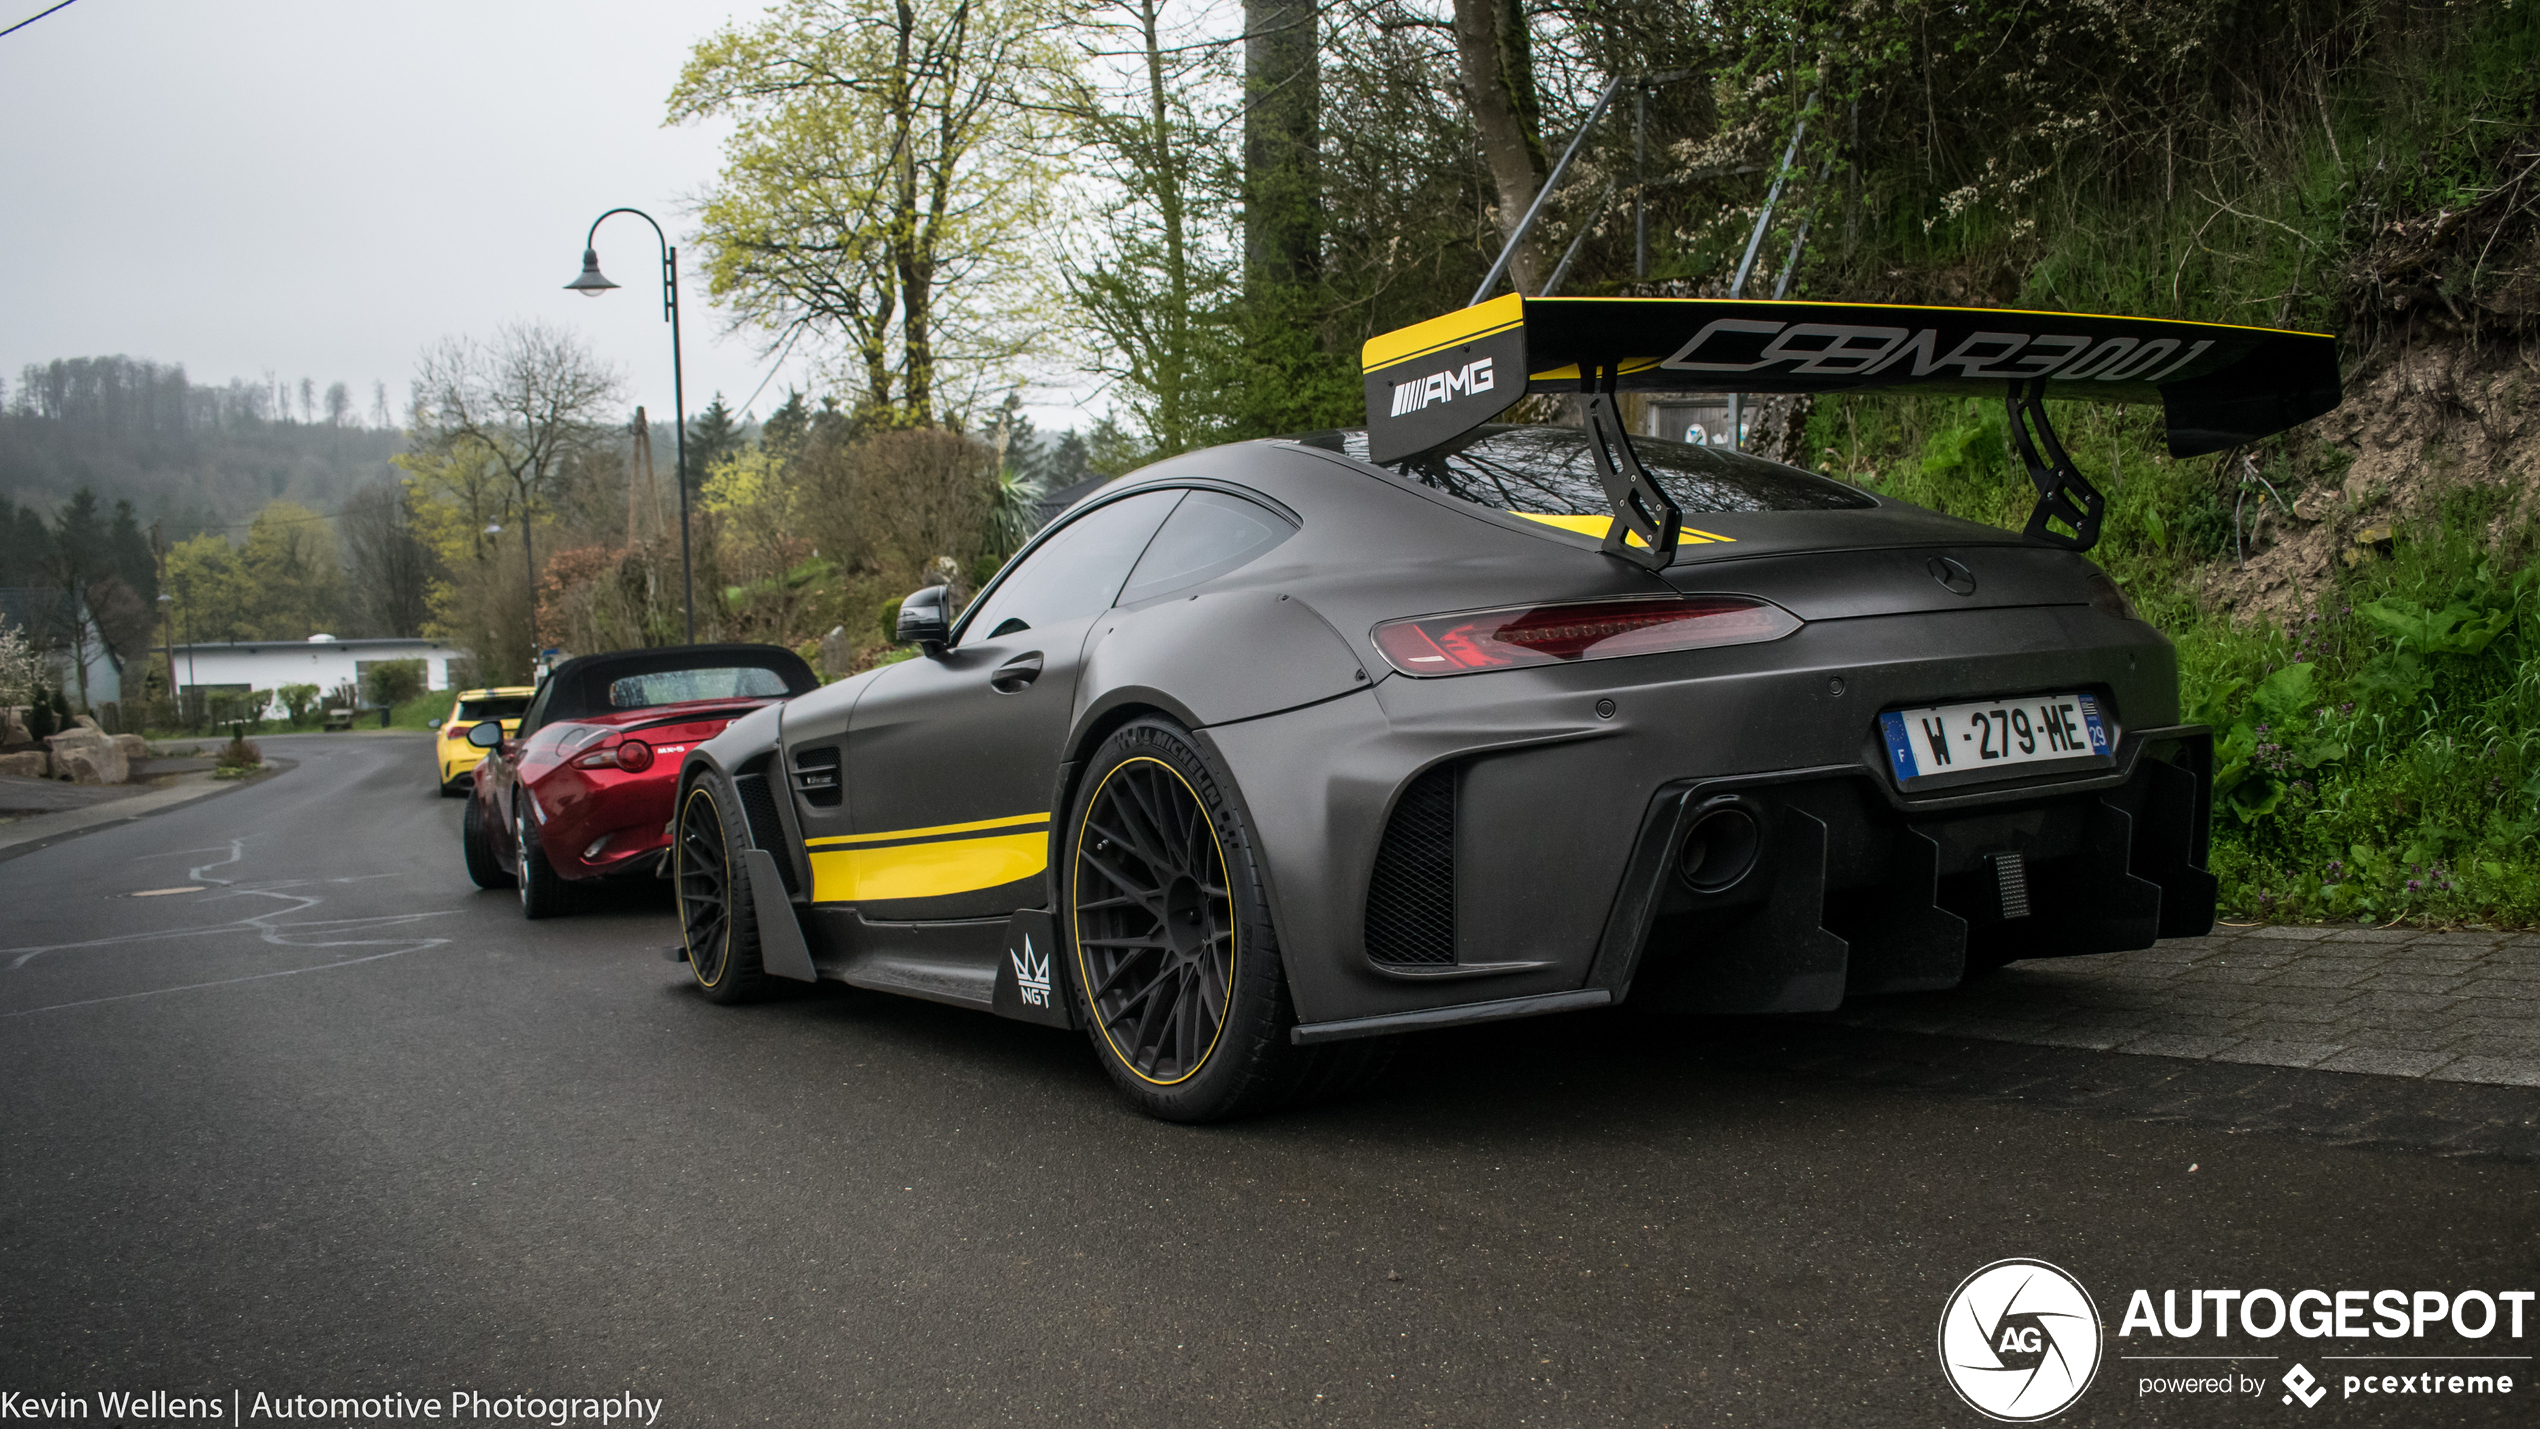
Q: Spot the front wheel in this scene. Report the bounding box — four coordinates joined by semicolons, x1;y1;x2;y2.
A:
1064;717;1383;1122
675;781;768;1004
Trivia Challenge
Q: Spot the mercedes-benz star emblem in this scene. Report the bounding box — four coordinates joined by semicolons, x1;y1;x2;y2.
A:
1930;555;1978;596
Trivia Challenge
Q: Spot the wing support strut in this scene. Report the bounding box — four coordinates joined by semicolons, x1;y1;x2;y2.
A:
2008;377;2105;552
1581;365;1680;570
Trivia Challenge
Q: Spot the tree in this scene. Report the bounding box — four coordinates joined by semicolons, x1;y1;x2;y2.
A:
1243;0;1317;287
339;479;435;637
1052;0;1237;458
686;394;746;487
163;502;345;643
324;381;352;428
671;0;1063;427
410;323;622;651
1450;0;1551;297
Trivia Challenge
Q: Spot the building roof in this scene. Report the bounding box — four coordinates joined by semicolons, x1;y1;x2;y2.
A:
170;636;459;654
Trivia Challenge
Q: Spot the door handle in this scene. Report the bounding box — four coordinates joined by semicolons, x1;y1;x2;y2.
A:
990;653;1044;694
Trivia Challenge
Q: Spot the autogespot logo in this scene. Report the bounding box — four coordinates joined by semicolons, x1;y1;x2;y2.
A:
1940;1259;2105;1421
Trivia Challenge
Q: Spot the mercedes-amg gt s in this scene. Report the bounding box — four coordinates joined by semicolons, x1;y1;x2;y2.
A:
664;295;2340;1121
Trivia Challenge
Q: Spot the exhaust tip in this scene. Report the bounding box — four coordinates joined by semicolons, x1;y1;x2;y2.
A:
1679;803;1763;894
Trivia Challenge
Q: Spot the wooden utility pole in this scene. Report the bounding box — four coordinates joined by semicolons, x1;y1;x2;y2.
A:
628;407;660;547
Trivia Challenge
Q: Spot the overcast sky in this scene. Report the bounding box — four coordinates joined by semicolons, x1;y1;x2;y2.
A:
0;0;1098;434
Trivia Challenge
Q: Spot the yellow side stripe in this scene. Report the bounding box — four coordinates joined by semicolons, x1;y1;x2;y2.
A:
1361;293;1526;373
1510;511;1735;547
809;832;1047;903
804;811;1050;848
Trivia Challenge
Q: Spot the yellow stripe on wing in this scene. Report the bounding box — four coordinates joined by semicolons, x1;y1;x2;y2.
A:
1361;293;1526;373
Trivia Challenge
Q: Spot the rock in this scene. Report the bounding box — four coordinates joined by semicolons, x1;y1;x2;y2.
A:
72;714;102;733
113;733;149;764
818;625;856;681
2;708;29;748
0;750;47;778
44;729;127;785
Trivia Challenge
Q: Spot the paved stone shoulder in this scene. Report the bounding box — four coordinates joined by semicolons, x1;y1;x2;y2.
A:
1820;924;2540;1089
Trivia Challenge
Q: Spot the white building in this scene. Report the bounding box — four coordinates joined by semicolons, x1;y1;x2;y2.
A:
171;634;471;711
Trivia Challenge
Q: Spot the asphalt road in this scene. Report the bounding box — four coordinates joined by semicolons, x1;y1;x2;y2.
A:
3;733;2534;1427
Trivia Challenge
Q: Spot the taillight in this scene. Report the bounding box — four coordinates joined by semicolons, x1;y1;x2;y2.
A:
1371;594;1799;676
573;738;654;772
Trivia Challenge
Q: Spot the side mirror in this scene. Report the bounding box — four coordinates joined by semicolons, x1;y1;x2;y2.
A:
896;584;952;653
466;720;505;748
428;718;443;730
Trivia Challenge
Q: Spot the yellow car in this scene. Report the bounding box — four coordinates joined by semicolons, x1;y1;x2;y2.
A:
432;686;536;796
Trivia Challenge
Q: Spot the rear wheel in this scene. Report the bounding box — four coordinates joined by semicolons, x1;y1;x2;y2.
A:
516;806;570;920
462;796;513;889
1065;717;1385;1122
675;781;768;1004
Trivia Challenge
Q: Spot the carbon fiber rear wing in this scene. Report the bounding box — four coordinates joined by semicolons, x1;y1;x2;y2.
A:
1359;295;2340;567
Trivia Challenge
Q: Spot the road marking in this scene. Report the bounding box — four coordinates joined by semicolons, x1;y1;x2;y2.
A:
5;835;456;1011
127;887;204;897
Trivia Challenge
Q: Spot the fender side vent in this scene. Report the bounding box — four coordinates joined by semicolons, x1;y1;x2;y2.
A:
1365;764;1457;966
789;746;842;807
733;772;800;896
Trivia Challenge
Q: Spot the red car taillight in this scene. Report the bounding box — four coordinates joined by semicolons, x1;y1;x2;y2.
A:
574;738;654;772
1371;594;1800;676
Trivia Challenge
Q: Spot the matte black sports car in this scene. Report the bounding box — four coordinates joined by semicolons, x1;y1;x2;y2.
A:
669;296;2340;1122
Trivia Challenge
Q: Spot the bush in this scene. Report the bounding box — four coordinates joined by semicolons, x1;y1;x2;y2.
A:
275;683;323;727
215;727;262;772
361;659;427;709
2189;491;2540;924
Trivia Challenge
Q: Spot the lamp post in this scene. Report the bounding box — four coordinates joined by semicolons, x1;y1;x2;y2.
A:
566;208;694;644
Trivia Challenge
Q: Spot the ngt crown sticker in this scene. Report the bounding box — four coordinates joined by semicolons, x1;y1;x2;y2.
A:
1939;1259;2103;1421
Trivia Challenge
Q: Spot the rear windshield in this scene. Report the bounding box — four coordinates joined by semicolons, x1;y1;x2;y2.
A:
607;666;792;710
456;697;529;722
1298;425;1875;515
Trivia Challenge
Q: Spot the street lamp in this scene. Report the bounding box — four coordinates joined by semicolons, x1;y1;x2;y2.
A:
566;208;695;644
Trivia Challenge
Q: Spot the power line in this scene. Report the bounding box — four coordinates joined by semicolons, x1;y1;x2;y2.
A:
0;0;82;41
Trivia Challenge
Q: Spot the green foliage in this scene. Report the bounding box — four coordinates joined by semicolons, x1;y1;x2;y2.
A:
360;659;427;710
2182;498;2540;924
274;683;322;727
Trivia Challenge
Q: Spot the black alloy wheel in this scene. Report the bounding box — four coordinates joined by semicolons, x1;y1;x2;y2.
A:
675;782;766;1003
1073;755;1237;1086
1064;717;1392;1122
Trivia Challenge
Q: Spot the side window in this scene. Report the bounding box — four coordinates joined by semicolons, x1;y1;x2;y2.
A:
516;677;554;736
959;488;1181;644
1117;490;1297;605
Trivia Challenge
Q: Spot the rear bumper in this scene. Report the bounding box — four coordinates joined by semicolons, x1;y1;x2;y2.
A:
1599;725;2212;1014
1288;726;2212;1041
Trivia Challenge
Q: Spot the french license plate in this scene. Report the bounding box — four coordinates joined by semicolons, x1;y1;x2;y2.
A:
1880;693;2110;782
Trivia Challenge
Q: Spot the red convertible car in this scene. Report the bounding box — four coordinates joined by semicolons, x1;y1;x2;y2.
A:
461;643;819;918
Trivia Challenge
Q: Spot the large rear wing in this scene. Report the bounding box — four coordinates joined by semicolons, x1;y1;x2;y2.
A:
1359;295;2341;566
